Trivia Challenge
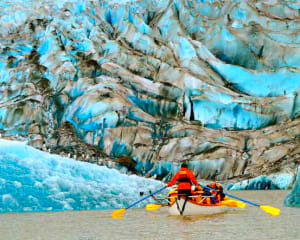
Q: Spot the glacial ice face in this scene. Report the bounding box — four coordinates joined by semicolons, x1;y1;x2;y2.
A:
227;173;294;190
1;0;300;133
284;166;300;207
0;0;300;183
210;61;300;97
0;139;164;212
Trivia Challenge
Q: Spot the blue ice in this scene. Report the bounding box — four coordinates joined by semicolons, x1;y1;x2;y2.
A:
284;166;300;207
74;40;92;52
0;70;10;84
178;37;196;62
0;139;164;212
0;61;5;70
38;38;53;55
192;99;273;129
105;7;125;25
128;9;151;34
212;61;300;97
227;173;294;190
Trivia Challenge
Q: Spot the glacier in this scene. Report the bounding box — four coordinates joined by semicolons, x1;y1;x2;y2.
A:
284;166;300;207
227;173;294;190
0;139;164;212
0;0;300;199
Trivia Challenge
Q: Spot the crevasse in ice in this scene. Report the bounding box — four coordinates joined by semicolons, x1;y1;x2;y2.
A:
0;139;164;212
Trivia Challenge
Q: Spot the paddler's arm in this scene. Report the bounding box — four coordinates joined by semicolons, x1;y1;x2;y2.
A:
166;172;179;187
149;190;167;200
188;170;200;186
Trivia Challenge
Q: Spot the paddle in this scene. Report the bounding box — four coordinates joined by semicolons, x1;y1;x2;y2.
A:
224;192;280;216
146;203;165;211
200;184;280;216
111;186;167;218
220;199;246;208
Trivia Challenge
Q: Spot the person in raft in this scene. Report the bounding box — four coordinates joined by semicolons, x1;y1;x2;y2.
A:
166;162;200;197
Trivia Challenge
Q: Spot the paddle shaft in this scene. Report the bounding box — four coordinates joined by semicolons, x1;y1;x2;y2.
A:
200;184;260;207
126;186;167;210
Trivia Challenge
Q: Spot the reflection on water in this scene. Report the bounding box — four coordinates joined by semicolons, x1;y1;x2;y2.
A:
167;212;229;222
0;191;299;240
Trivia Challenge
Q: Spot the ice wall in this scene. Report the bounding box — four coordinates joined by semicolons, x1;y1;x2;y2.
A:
0;0;300;184
284;166;300;207
0;139;164;212
227;173;294;190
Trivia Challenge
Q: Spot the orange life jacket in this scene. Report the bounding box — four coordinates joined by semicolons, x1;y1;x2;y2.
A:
177;170;192;190
167;167;199;190
207;182;225;202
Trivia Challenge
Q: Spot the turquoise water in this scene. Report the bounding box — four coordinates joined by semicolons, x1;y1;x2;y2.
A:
0;191;299;240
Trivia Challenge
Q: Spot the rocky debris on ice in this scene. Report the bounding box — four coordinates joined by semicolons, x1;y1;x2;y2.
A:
0;0;300;185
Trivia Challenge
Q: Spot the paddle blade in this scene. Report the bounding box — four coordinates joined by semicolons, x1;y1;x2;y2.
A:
112;208;126;219
221;200;246;208
236;201;246;208
146;204;162;211
260;205;280;216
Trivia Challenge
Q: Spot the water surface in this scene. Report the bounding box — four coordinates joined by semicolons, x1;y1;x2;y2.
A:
0;191;299;240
